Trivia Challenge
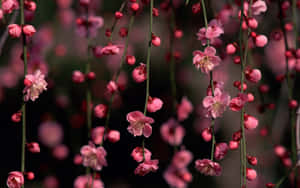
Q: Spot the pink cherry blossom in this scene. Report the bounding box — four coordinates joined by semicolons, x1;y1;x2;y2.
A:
106;80;118;93
229;93;248;112
214;142;229;160
52;144;69;160
132;63;147;83
251;0;267;16
23;70;47;102
195;159;222;176
245;68;262;83
74;175;104;188
126;111;154;138
100;44;121;56
131;147;152;162
177;96;193;121
72;70;85;83
147;96;163;113
27;142;40;153
160;118;185;146
94;104;107;118
202;88;230;118
2;0;19;14
38;121;63;148
134;159;159;176
107;130;120;143
244;114;259;130
164;166;192;188
22;25;36;37
193;46;221;74
91;126;105;145
8;24;22;38
246;168;257;181
172;150;193;169
80;143;107;171
7;171;24;188
205;19;224;40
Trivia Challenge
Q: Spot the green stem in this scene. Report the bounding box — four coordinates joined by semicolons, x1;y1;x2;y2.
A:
292;0;298;49
101;15;136;146
109;1;127;42
275;165;298;188
20;0;27;187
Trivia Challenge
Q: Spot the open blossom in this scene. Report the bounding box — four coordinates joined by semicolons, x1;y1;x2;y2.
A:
251;0;267;15
205;19;224;39
8;24;22;38
100;44;121;56
195;159;222;176
132;63;147;83
177;97;193;121
229;93;248;112
126;111;154;138
7;171;24;188
203;88;230;118
160;118;185;146
134;159;159;176
74;175;104;188
214;142;229;160
172;150;193;169
193;46;221;74
80;143;107;171
2;0;19;14
131;147;152;162
164;166;192;188
23;70;47;102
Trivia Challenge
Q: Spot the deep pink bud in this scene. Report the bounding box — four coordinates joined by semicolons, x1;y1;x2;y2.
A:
226;44;236;55
132;63;147;83
86;72;96;80
255;35;268;47
229;141;239;150
22;25;36;37
152;8;159;16
126;55;136;65
106;81;118;93
289;99;298;109
245;68;262;83
8;24;22;38
27;142;40;153
147;96;163;112
115;11;123;19
201;128;212;142
247;18;258;29
72;70;85;83
11;112;22;123
244;114;259;130
247;155;258;166
246;168;257;181
151;35;161;47
247;93;255;102
26;172;34;180
94;104;107;118
107;130;120;143
174;29;183;39
266;183;275;188
130;3;140;12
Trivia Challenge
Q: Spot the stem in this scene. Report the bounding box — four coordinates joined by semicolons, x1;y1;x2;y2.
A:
109;1;127;42
275;165;299;188
292;0;298;49
101;15;136;146
142;0;153;159
200;0;209;46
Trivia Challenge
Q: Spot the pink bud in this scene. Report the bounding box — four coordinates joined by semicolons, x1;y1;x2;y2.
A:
247;93;255;102
151;35;161;47
282;157;292;167
247;155;258;166
27;142;40;153
229;141;239;150
8;24;22;38
72;70;85;83
266;183;275;188
106;81;118;93
115;11;123;19
288;99;298;109
214;142;229;160
94;104;107;118
22;25;36;37
26;172;34;180
79;0;90;6
245;68;262;83
107;130;120;143
11;112;22;123
226;44;236;55
126;55;136;65
274;145;287;158
244;114;259;130
255;35;268;47
247;18;258;29
73;154;82;165
246;168;257;181
147;96;163;113
131;147;151;162
152;8;159;17
259;84;269;93
130;2;139;12
132;63;147;83
24;1;36;11
201;128;212;142
119;27;128;37
86;72;96;80
174;29;183;39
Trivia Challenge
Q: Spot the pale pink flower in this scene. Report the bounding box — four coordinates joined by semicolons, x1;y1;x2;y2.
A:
106;80;118;93
193;47;221;74
131;147;152;162
172;150;193;169
100;44;121;56
229;93;248;112
134;159;159;176
80;143;107;170
255;35;268;47
177;97;193;121
251;0;267;16
196;28;207;46
23;70;47;102
245;68;262;83
8;24;22;38
202;88;230;118
147;96;163;113
164;166;192;188
7;171;24;188
2;0;19;14
74;175;104;188
52;144;69;160
91;126;105;145
160;118;185;146
126;111;154;138
244;114;259;130
205;19;224;40
195;159;222;176
214;142;229;160
38;121;63;148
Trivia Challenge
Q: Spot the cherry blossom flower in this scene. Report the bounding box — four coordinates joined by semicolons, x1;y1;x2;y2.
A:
160;118;185;146
27;142;40;153
23;70;47;102
229;93;248;112
2;0;19;14
126;111;154;138
251;0;267;16
195;159;222;176
7;171;24;188
172;150;193;169
205;19;224;40
38;121;63;148
202;88;230;118
164;166;192;188
147;96;163;113
8;24;22;38
74;175;104;188
177;97;193;122
91;126;105;145
132;63;147;83
94;104;107;118
214;142;229;160
80;143;107;171
245;68;262;83
193;46;221;74
107;130;120;143
100;44;121;56
52;144;69;160
134;159;159;176
131;147;152;162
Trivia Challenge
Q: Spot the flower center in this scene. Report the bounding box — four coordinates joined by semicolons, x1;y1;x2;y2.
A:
198;56;212;68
